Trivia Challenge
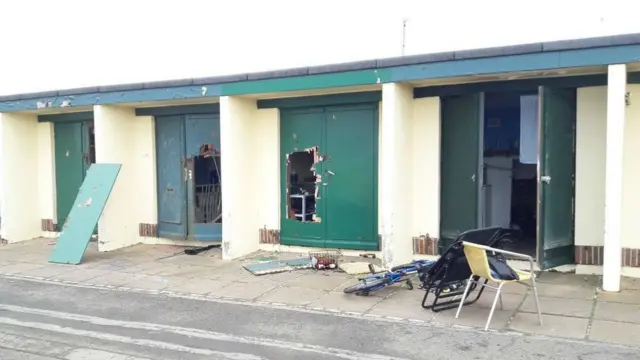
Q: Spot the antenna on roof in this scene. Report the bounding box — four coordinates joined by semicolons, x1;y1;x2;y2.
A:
402;18;409;56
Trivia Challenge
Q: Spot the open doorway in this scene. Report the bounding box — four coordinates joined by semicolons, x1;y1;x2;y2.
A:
482;92;539;257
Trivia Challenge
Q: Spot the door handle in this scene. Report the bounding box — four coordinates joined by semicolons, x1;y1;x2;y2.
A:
540;175;551;184
471;174;476;182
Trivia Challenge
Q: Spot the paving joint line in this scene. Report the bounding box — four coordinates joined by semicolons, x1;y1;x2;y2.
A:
2;272;640;350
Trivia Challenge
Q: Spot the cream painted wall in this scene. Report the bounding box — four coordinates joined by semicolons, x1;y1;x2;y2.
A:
220;96;280;259
411;97;441;238
132;116;158;229
94;105;155;251
0;113;41;242
37;122;57;236
380;83;414;267
621;84;640;249
254;108;280;230
575;87;607;247
575;84;640;250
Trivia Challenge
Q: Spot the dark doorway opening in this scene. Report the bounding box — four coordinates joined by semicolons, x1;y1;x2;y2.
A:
482;91;538;257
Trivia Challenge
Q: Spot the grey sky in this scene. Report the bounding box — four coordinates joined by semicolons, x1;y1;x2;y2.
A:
0;0;636;95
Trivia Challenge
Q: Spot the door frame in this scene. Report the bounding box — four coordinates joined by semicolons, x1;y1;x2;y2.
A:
441;86;577;268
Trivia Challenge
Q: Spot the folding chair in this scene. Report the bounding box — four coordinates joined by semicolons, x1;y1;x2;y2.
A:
419;227;510;312
455;241;543;331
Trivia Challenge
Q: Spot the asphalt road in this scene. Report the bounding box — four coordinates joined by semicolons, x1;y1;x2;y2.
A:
0;277;637;360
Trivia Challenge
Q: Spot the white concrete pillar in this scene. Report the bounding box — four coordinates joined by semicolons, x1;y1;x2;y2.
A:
0;113;41;243
94;105;154;251
603;64;627;292
380;83;414;268
219;97;260;260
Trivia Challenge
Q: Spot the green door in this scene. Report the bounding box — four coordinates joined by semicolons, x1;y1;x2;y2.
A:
324;105;378;250
439;94;483;253
55;122;92;229
279;104;378;250
280;108;326;247
537;87;576;269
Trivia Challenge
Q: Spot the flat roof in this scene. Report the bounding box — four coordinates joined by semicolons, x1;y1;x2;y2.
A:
1;32;640;112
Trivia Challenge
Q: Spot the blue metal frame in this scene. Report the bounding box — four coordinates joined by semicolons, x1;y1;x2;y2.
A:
348;259;435;294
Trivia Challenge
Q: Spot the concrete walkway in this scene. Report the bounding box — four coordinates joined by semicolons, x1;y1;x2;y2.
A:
1;238;639;348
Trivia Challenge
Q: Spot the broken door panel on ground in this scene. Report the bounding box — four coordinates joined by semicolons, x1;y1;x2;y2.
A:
156;116;187;239
185;114;222;241
439;94;483;254
280;104;378;250
280;109;326;248
155;113;221;242
54;120;95;231
537;86;576;269
324;105;378;250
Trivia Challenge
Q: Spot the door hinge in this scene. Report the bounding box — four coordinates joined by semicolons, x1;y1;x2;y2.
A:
540;175;551;184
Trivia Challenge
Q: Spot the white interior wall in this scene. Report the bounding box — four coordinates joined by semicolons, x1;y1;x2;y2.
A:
411;97;441;238
0;113;41;243
483;157;513;228
94;105;153;251
37;122;57;237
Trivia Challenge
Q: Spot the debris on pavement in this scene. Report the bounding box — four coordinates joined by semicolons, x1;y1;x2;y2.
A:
243;257;312;276
339;262;384;275
184;244;221;255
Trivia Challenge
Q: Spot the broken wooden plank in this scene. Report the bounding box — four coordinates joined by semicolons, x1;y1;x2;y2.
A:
49;163;122;265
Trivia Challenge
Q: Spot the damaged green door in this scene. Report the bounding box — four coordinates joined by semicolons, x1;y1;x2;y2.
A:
324;105;378;250
537;87;576;269
439;94;483;254
280;108;326;247
279;103;378;250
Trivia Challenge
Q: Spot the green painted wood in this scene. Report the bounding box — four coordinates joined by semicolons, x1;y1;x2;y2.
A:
439;94;483;254
135;103;220;117
257;91;382;109
49;163;122;265
38;112;94;123
392;45;640;84
279;103;378;250
414;72;640;99
279;108;326;248
323;105;378;250
54;122;85;229
5;43;640;112
222;70;390;97
538;87;576;269
0;84;223;112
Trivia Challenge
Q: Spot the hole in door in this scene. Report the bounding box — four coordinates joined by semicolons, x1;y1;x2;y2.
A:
193;144;221;224
286;148;320;222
